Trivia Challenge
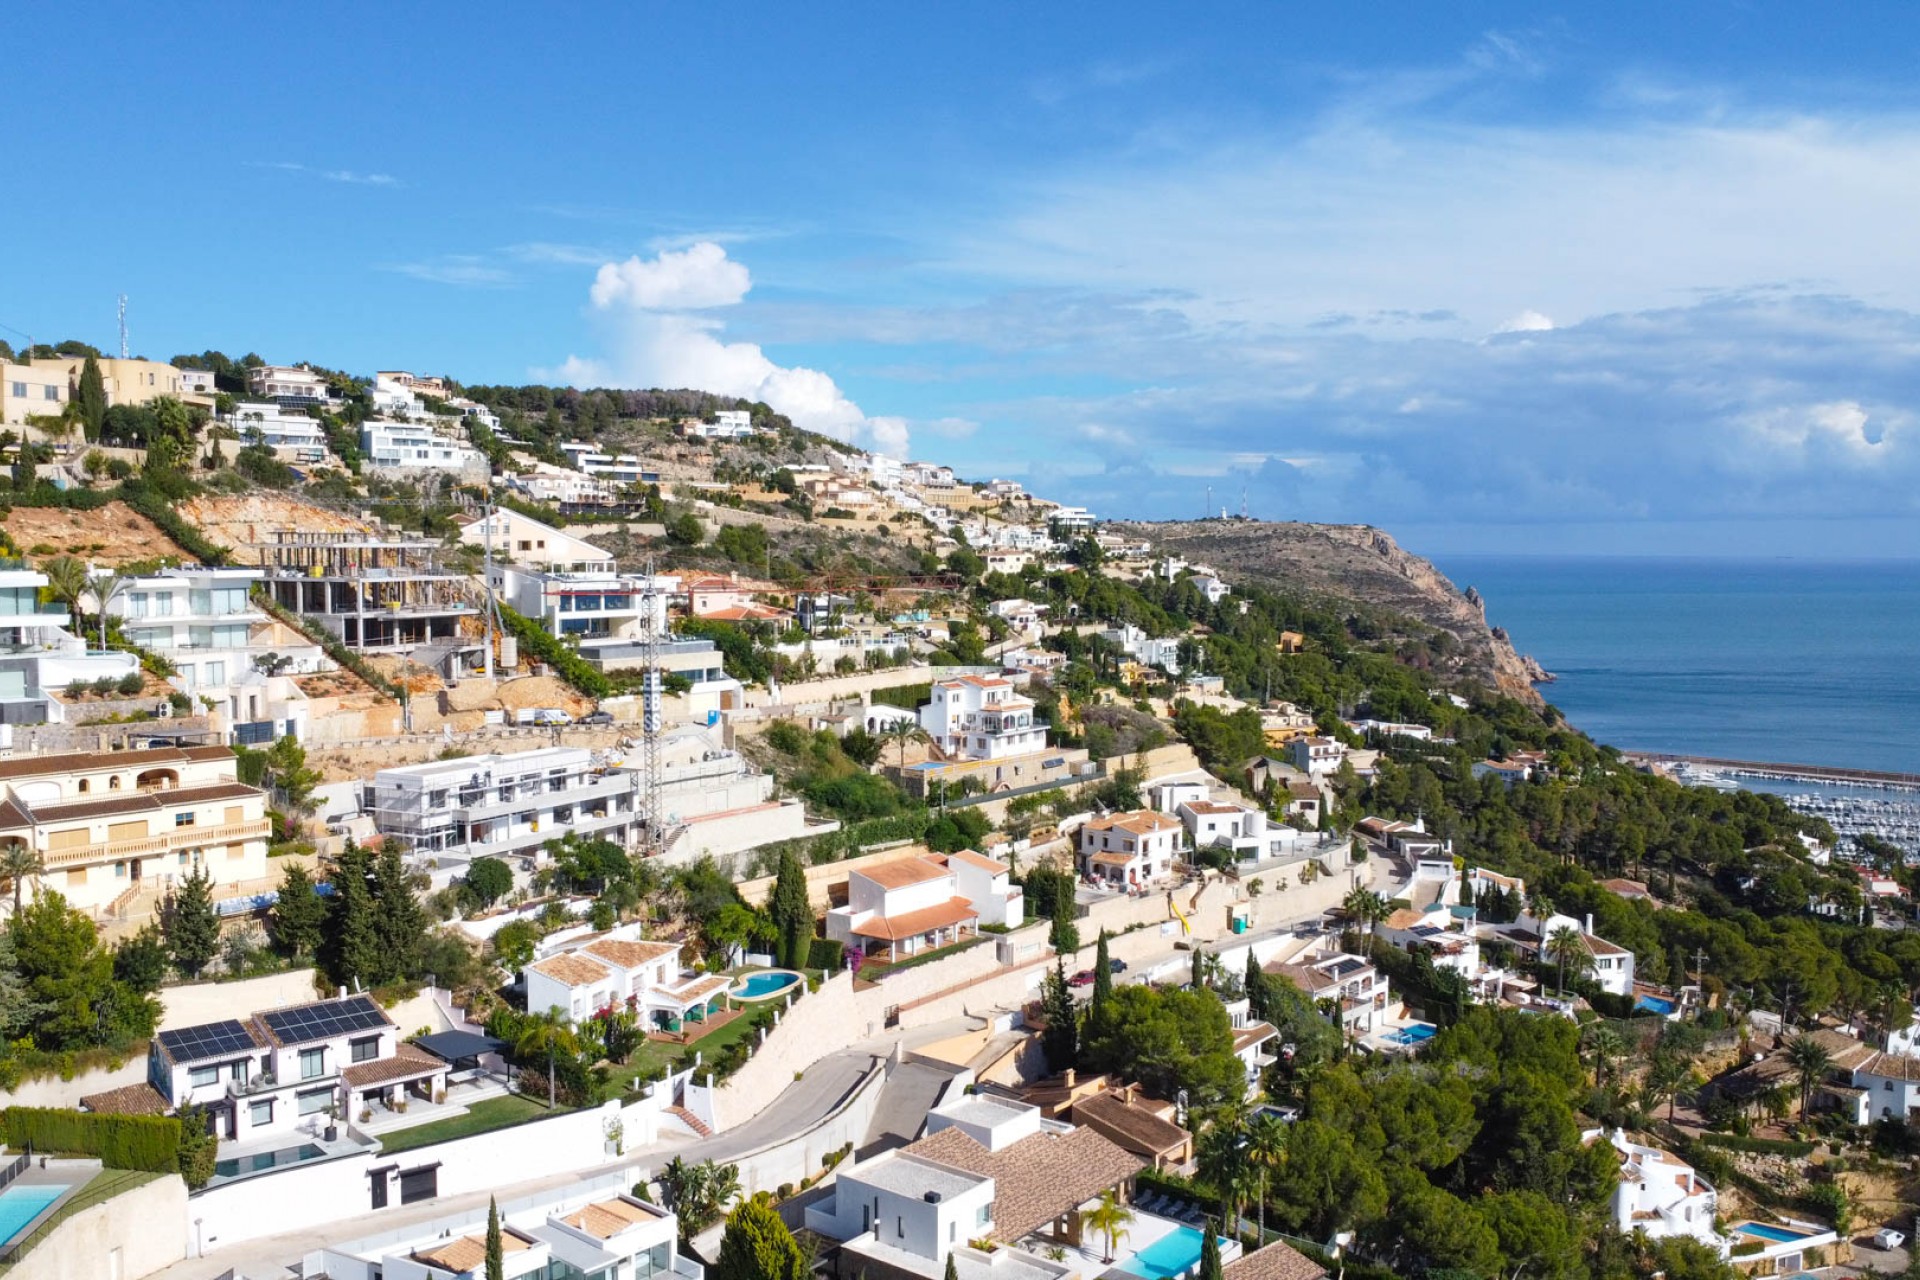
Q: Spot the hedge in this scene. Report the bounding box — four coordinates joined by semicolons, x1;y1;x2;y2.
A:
117;484;232;565
1698;1132;1816;1157
808;938;845;971
2;1107;183;1173
498;603;612;699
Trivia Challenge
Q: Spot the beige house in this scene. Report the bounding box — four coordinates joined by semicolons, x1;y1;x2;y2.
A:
0;361;69;427
0;746;270;917
52;357;212;410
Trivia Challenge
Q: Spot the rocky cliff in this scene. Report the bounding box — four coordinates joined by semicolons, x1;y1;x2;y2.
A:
1111;520;1552;705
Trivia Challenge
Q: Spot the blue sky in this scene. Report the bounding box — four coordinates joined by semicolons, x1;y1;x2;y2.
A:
6;3;1920;555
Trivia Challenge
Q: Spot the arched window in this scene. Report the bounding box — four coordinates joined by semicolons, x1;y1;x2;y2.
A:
77;779;89;793
109;776;122;790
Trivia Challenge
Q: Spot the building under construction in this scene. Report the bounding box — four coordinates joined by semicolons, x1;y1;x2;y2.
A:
260;531;478;653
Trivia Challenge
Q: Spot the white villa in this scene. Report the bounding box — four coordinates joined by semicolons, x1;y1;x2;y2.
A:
1267;951;1394;1041
365;746;642;865
919;675;1048;762
936;849;1025;929
826;855;982;963
1077;811;1182;890
1589;1128;1722;1249
523;929;734;1032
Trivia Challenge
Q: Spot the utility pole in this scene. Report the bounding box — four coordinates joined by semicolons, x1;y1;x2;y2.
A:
638;557;664;856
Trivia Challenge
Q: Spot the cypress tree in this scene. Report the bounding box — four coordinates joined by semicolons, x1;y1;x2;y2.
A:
76;355;106;441
945;1255;960;1280
1191;943;1205;991
322;841;379;990
1200;1220;1223;1280
164;867;220;978
1040;960;1079;1072
1092;930;1114;1011
269;861;325;959
1245;950;1266;1021
372;844;424;985
768;852;812;969
486;1197;505;1280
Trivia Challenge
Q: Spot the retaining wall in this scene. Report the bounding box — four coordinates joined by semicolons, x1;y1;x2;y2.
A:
10;1171;187;1280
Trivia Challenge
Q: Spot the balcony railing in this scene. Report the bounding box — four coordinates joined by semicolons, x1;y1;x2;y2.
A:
43;817;273;870
226;1073;282;1099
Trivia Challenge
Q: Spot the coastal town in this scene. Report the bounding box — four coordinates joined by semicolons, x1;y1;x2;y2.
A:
0;345;1913;1280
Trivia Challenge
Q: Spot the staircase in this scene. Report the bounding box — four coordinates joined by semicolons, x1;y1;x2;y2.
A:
664;1105;713;1138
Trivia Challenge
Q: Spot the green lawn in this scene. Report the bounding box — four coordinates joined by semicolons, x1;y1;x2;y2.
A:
604;1008;771;1095
377;1094;562;1155
0;1170;163;1274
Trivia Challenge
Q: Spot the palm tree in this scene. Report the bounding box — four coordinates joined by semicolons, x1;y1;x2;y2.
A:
0;843;43;914
1545;925;1589;995
1785;1033;1833;1119
1244;1110;1288;1240
1584;1024;1629;1088
40;555;89;632
1341;887;1387;933
1082;1188;1134;1264
91;568;134;650
881;719;932;771
1643;1052;1690;1122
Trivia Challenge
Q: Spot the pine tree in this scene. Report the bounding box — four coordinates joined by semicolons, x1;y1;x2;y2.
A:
769;852;812;970
714;1195;809;1280
165;866;221;978
1048;880;1080;955
1092;930;1114;1011
269;861;325;959
486;1197;505;1280
321;841;379;990
372;844;425;985
1200;1219;1223;1280
1040;960;1079;1072
76;355;106;441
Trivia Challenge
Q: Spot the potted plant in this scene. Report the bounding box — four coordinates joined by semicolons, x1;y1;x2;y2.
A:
324;1104;340;1142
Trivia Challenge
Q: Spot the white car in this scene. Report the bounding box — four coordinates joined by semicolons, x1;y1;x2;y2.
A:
1874;1228;1906;1250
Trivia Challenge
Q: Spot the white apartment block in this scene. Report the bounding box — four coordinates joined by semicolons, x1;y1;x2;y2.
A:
918;675;1048;761
359;420;486;476
1077;810;1182;889
0;745;270;916
0;568;141;723
366;746;642;866
230;401;331;461
560;441;659;486
307;1181;699;1280
1287;736;1346;778
247;364;332;405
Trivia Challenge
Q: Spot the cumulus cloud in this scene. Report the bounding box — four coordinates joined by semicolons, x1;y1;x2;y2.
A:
1498;310;1555;333
557;242;910;457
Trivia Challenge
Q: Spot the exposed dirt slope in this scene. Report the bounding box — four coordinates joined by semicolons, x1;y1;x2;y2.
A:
7;502;193;565
1113;519;1552;705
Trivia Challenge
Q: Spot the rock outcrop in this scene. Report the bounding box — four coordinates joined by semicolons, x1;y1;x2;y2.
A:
1110;519;1553;705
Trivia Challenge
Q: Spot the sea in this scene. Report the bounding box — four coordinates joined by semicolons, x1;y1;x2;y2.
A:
1432;557;1920;777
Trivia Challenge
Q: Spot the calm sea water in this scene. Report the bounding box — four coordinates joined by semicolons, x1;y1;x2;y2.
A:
1432;557;1920;775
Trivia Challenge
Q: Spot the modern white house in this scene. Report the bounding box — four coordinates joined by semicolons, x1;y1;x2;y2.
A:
0;568;142;723
1375;905;1482;980
918;675;1048;762
825;855;982;963
247;364;332;406
1286;737;1346;778
1102;624;1180;675
365;746;643;866
1175;799;1304;866
120;993;447;1143
305;1180;700;1280
1077;811;1182;889
560;441;660;486
1589;1128;1722;1249
1267;951;1394;1041
360;420;487;477
229;401;331;462
506;461;619;506
523;930;734;1031
935;849;1025;929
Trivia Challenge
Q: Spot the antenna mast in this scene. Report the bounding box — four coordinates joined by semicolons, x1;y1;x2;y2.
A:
117;296;128;359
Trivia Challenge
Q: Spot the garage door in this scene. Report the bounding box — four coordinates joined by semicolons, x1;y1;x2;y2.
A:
399;1165;438;1204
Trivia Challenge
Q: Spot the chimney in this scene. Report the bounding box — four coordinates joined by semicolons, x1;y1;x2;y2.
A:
1585;913;1594;934
1063;1068;1075;1088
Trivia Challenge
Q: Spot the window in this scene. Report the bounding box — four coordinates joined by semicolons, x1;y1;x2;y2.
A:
300;1047;326;1080
42;385;57;401
175;812;196;828
297;1087;332;1116
189;1065;219;1088
350;1036;379;1064
249;1099;273;1127
8;383;23;398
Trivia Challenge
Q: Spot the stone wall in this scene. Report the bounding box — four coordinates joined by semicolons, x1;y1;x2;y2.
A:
9;716;212;754
10;1170;187;1280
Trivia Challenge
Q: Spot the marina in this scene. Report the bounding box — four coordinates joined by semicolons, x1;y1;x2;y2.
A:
1639;757;1920;857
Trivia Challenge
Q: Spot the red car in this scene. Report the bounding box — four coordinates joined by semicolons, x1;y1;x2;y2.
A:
1068;969;1097;987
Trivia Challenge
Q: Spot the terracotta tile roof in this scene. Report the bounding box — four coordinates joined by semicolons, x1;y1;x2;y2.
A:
858;856;951;890
657;974;731;1006
582;938;679;970
697;604;790;622
1069;1090;1189;1159
529;952;615;987
1599;878;1654;898
1224;1241;1328;1280
1472;869;1523;888
1183;801;1247;816
1859;1051;1920;1082
0;746;221;781
851;897;978;941
560;1196;661;1239
942;849;1010;875
1232;1021;1279;1054
29;793;168;822
80;1081;170;1116
907;1122;1144;1242
0;797;32;831
1584;935;1629;957
1380;909;1426;930
414;1228;534;1272
1265;962;1336;993
1089;852;1139;868
1083;810;1180;837
342;1042;446;1089
167;781;263;805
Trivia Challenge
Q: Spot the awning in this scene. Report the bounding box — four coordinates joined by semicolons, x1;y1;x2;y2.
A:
413;1031;508;1064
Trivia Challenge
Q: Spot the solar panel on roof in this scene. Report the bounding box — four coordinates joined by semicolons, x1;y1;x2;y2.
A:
261;996;386;1044
157;1020;256;1063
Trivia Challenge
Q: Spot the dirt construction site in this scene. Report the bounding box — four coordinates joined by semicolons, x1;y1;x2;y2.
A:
4;501;195;565
177;493;374;560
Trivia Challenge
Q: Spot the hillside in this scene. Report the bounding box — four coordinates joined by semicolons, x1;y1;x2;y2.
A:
1111;519;1552;704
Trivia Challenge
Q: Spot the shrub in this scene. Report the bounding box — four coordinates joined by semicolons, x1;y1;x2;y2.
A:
115;672;144;696
1;1106;183;1173
807;938;845;971
498;603;612;698
1698;1133;1816;1157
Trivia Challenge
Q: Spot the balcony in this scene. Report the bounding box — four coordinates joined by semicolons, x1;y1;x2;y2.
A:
43;817;274;870
226;1072;282;1099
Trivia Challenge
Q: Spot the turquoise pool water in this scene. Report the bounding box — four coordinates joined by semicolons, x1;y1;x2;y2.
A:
1121;1227;1220;1280
213;1143;324;1180
733;971;800;999
1735;1223;1809;1243
0;1185;64;1246
1385;1024;1436;1045
1635;995;1676;1015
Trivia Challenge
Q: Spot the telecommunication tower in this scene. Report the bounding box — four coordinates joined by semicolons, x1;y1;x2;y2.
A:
117;295;128;359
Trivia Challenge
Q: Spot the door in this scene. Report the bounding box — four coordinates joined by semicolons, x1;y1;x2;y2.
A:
370;1171;389;1210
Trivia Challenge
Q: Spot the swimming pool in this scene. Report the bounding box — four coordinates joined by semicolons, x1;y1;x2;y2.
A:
731;970;801;1000
0;1185;64;1247
1385;1024;1436;1046
1120;1227;1222;1280
213;1143;325;1180
1735;1223;1809;1243
1634;994;1676;1016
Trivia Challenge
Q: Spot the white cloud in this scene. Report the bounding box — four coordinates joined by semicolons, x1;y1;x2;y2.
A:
589;242;751;310
1498;310;1555;333
323;169;400;187
559;242;910;457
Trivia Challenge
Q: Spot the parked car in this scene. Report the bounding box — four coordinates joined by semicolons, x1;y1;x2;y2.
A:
1875;1228;1907;1250
1107;957;1128;974
1068;969;1096;987
580;710;614;726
